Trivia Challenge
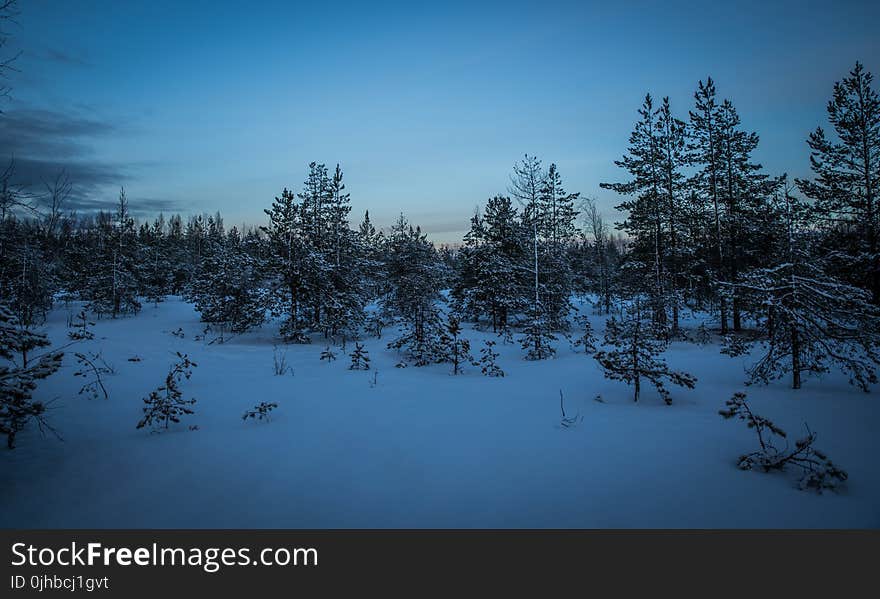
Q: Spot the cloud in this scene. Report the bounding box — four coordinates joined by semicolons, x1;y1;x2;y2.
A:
0;107;116;158
0;107;180;214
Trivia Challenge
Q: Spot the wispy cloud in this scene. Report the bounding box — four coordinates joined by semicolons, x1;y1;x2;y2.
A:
0;107;180;214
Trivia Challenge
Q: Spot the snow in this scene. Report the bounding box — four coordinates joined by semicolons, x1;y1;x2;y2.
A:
2;297;879;528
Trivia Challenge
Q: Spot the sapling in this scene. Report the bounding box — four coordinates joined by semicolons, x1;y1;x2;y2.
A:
67;310;95;341
349;342;370;370
243;401;278;422
73;351;113;400
136;352;197;432
479;340;504;377
720;392;847;492
320;346;337;363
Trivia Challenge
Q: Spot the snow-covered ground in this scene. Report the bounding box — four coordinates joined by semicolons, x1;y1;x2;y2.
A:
2;297;878;528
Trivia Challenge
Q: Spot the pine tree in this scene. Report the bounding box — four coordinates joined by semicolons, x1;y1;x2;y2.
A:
262;188;310;342
67;309;94;341
720;392;847;492
0;302;63;449
507;155;569;353
348;341;370;370
572;313;596;354
320;346;337;362
358;210;384;301
319;165;367;341
797;62;880;302
452;195;528;330
445;315;474;375
601;94;672;334
656;97;690;335
714;98;779;332
136;352;197;431
138;215;172;305
537;163;579;327
730;183;880;390
519;303;557;360
594;301;696;404
382;215;447;366
243;401;279;422
0;219;55;332
85;189;141;318
190;235;265;342
479;340;504;377
509;155;547;332
688;78;726;332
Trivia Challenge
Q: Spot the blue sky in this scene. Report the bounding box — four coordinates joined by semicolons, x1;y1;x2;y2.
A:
4;0;879;242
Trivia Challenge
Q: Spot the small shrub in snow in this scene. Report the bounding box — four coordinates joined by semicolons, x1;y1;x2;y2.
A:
320;346;337;363
243;401;278;422
693;322;711;346
720;333;752;358
67;310;95;341
136;352;197;432
719;392;847;492
571;314;596;354
273;346;293;376
349;342;370;370
279;319;309;344
73;351;113;400
479;340;504;377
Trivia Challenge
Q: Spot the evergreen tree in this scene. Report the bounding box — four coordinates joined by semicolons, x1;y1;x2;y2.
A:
190;235;265;342
479;340;504;377
797;62;880;302
508;155;561;352
730;183;880;390
656;97;690;335
0;218;55;330
358;210;384;301
348;342;370;370
382;215;447;366
445;315;474;375
519;303;557;360
452;195;528;330
136;352;197;431
85;189;141;318
601;94;672;334
320;346;337;362
714;98;779;332
572;313;596;354
594;300;696;404
262;188;311;342
0;302;63;449
138;215;172;305
537;163;579;327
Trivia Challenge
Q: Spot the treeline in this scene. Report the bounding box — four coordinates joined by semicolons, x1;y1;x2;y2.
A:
3;62;880;448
